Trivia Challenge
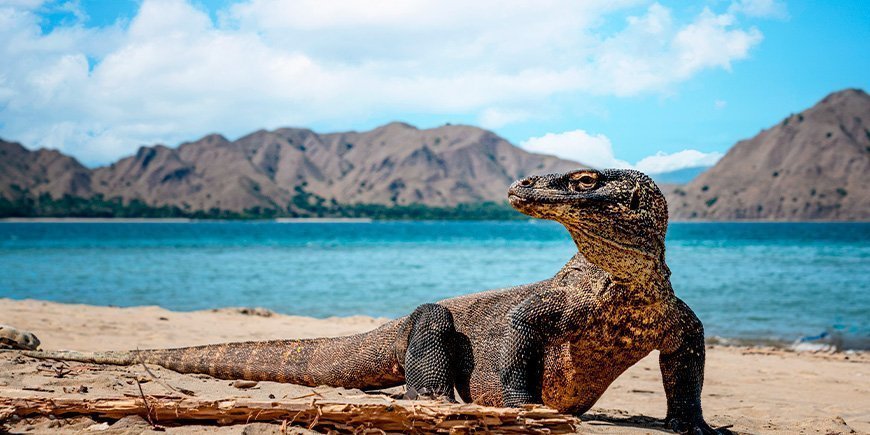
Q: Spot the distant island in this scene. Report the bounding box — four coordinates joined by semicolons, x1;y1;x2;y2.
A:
1;122;584;220
667;88;869;221
1;89;867;221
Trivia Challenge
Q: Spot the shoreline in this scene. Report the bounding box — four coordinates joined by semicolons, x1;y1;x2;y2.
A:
1;298;868;434
0;217;193;223
2;217;869;223
0;217;373;223
1;297;864;352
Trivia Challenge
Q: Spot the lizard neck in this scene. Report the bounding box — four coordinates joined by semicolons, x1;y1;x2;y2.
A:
564;229;673;301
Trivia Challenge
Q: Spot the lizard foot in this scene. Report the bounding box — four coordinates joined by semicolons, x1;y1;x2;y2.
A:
403;385;457;403
501;389;541;408
667;416;731;435
0;324;41;350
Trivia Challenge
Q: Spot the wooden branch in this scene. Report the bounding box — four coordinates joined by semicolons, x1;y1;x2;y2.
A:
0;390;577;433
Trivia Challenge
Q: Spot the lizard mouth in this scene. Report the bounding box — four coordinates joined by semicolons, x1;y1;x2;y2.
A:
508;187;576;205
507;193;527;203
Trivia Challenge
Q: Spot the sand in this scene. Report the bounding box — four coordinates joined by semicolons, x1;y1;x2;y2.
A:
0;298;867;434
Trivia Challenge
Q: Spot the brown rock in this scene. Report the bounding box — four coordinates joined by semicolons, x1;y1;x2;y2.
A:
233;380;258;389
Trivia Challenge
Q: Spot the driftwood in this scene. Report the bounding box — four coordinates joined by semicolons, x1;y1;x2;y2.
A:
0;390;577;433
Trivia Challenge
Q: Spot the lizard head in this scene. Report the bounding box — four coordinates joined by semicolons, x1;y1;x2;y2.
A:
508;168;669;282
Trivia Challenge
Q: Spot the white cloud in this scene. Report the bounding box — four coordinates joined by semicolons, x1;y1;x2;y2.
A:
672;9;762;77
0;0;45;8
478;108;532;129
520;130;632;169
714;99;727;109
585;3;762;95
521;130;722;173
634;149;723;173
728;0;788;19
0;0;768;164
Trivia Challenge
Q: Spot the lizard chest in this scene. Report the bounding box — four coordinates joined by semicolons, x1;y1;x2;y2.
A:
540;304;667;414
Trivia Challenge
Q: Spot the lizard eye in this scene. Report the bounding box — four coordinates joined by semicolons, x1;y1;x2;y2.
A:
569;172;598;191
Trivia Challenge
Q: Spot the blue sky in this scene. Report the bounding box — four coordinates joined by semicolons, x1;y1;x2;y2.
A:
1;0;867;172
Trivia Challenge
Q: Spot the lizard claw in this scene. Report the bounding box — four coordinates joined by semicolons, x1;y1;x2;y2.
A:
666;416;731;435
0;324;41;350
403;385;457;403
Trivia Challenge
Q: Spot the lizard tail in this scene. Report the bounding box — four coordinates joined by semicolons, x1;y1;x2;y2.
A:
20;349;138;365
19;319;407;390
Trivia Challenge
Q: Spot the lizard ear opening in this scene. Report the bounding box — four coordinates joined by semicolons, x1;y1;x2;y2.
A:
629;187;641;210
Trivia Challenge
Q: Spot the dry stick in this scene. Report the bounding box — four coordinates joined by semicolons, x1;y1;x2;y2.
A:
246;408;264;425
21;387;54;393
285;392;321;401
288;409;304;426
34;361;71;378
0;394;578;433
134;379;163;431
308;404;323;429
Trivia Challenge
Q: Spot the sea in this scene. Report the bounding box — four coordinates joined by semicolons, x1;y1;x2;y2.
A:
1;221;868;349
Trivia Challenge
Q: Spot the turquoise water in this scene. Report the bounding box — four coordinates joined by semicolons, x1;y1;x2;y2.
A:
0;222;868;346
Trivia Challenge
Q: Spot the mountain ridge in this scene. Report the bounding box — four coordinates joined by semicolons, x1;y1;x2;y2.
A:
3;89;867;220
668;88;869;221
1;123;585;216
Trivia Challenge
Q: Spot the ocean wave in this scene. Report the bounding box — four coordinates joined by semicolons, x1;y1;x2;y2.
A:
707;328;870;352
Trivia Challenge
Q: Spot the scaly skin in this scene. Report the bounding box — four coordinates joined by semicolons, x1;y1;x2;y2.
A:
13;169;722;434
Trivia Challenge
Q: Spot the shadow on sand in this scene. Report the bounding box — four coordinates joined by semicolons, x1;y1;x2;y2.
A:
581;412;735;434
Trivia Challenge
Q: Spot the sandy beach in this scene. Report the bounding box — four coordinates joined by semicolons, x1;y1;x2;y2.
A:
0;298;867;434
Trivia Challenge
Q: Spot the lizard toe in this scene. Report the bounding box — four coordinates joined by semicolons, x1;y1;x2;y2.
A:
667;416;730;435
404;385;456;403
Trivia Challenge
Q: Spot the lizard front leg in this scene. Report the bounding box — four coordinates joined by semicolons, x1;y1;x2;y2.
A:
659;301;722;435
499;290;590;407
399;303;458;401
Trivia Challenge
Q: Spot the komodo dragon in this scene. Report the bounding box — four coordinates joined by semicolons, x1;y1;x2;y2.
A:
10;169;723;434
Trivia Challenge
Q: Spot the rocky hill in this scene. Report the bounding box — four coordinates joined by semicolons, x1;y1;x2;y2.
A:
668;89;870;221
1;123;584;215
5;91;867;220
0;140;92;200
